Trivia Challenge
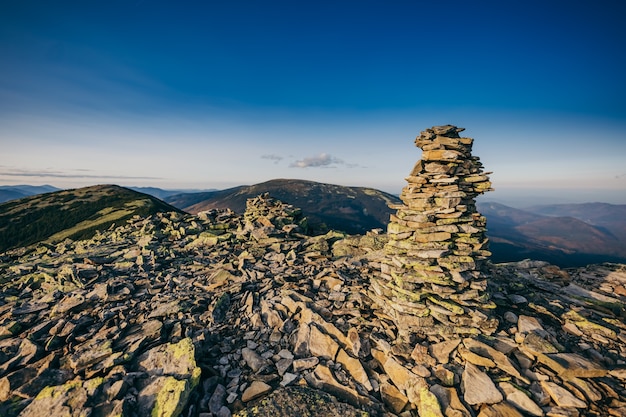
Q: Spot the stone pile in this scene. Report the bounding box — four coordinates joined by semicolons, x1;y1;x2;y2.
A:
371;125;497;337
1;195;626;417
243;192;308;238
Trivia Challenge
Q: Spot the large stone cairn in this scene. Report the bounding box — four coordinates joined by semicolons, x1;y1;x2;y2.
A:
371;125;498;337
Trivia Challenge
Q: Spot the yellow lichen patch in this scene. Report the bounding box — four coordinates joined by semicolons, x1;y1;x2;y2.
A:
151;376;187;417
83;377;104;396
427;296;465;315
562;310;617;339
170;338;196;362
35;380;83;400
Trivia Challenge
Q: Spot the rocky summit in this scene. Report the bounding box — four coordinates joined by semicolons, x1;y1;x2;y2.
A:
1;130;626;417
372;125;496;338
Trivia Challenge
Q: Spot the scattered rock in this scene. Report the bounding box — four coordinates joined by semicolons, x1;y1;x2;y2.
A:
462;362;503;405
540;381;588;408
336;348;373;391
241;381;272;402
430;384;471;417
380;381;408;414
477;402;524;417
499;381;543;416
537;352;608;379
234;386;379;417
242;348;270;373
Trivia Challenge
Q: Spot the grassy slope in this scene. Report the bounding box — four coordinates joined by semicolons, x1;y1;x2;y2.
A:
0;184;180;252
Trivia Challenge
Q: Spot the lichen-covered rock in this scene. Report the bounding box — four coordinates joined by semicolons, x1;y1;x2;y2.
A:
136;338;198;379
137;375;194;417
18;378;102;417
135;338;202;417
234;386;376;417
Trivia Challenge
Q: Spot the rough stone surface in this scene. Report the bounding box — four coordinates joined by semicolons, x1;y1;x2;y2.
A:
537;352;608;379
241;381;272;402
380;381;408;414
462;363;503;405
430;384;471;417
540;381;588;408
499;381;543;416
18;380;91;417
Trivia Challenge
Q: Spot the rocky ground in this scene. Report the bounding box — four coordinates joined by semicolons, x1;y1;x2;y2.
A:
0;194;625;416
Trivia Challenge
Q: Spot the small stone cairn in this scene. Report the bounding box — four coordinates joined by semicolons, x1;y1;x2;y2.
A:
371;125;498;337
243;192;308;238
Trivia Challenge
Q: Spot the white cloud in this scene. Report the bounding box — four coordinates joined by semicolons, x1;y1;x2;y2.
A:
289;153;346;168
261;154;283;164
0;167;162;180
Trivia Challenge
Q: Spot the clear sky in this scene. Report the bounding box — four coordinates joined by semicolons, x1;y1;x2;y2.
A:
1;1;625;206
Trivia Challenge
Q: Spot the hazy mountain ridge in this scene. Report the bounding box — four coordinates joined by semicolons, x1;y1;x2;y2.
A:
479;201;626;266
2;181;625;267
0;184;180;252
128;186;218;200
0;185;60;203
164;187;245;210
527;202;626;241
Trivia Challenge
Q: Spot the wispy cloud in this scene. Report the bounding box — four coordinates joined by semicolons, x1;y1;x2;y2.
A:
290;153;361;169
0;168;162;180
0;37;173;119
290;153;342;168
261;154;283;164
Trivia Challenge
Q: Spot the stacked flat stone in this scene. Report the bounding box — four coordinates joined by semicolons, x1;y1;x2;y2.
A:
243;192;309;236
371;125;498;338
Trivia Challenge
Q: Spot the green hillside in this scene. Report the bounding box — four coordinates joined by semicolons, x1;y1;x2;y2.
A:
0;184;180;252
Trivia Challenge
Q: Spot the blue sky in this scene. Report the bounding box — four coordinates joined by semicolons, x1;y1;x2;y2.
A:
1;1;625;205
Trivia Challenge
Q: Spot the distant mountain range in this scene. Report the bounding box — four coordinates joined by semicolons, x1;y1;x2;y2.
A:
127;186;218;200
477;202;626;266
1;180;625;267
0;184;60;203
0;184;216;203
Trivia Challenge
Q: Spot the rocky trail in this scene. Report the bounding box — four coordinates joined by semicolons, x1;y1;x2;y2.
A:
0;193;625;416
